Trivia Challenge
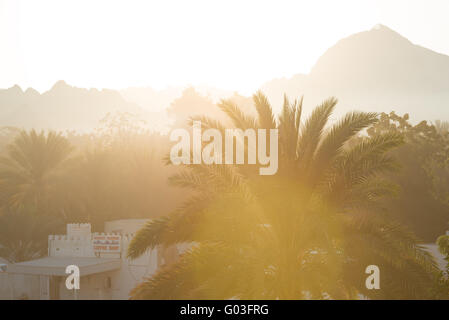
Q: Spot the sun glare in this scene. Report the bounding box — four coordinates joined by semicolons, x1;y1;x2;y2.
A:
1;0;446;96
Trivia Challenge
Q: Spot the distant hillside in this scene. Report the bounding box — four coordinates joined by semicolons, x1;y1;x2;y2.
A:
1;24;448;132
261;24;449;122
120;86;235;112
120;86;183;113
0;81;142;131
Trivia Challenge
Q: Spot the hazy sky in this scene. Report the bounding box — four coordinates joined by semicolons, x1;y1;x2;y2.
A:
1;0;448;94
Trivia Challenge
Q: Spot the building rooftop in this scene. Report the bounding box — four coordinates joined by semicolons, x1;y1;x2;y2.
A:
7;256;121;276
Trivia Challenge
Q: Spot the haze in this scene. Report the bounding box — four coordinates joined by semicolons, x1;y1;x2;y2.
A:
1;0;449;94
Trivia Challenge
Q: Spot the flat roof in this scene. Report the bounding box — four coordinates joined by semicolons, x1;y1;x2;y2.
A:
7;257;121;276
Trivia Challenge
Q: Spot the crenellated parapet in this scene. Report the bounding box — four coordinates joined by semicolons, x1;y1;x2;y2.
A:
67;223;92;237
48;225;137;259
48;234;95;257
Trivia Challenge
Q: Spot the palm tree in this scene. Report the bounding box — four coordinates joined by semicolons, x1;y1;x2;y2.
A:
0;129;74;212
0;209;61;262
128;93;438;299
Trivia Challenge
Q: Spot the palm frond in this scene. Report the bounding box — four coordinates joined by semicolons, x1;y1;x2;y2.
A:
279;95;299;160
297;97;338;168
313;111;378;177
218;99;257;129
127;194;212;259
253;91;276;129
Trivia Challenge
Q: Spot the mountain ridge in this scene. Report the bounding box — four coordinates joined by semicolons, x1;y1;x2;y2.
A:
0;80;143;131
261;24;449;121
1;24;448;131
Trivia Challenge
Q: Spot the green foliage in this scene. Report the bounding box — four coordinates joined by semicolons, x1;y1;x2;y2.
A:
0;208;63;262
437;235;449;257
0;98;447;299
367;112;449;241
0;115;187;261
0;129;75;211
128;94;439;299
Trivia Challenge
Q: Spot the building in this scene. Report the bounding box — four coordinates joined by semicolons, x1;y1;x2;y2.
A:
0;219;179;300
1;220;447;300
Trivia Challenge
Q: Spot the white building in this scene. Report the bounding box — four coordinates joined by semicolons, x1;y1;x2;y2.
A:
0;219;178;300
1;220;446;300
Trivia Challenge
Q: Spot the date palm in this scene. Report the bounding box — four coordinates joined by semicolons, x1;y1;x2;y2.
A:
0;130;74;212
128;92;438;299
0;209;61;262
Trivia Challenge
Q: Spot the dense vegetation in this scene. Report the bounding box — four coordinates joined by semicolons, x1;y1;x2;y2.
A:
1;88;449;299
127;93;449;299
0;113;185;262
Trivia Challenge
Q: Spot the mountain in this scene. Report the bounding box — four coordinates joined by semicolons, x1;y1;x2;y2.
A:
1;24;448;132
0;81;142;132
0;81;237;133
261;24;449;122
